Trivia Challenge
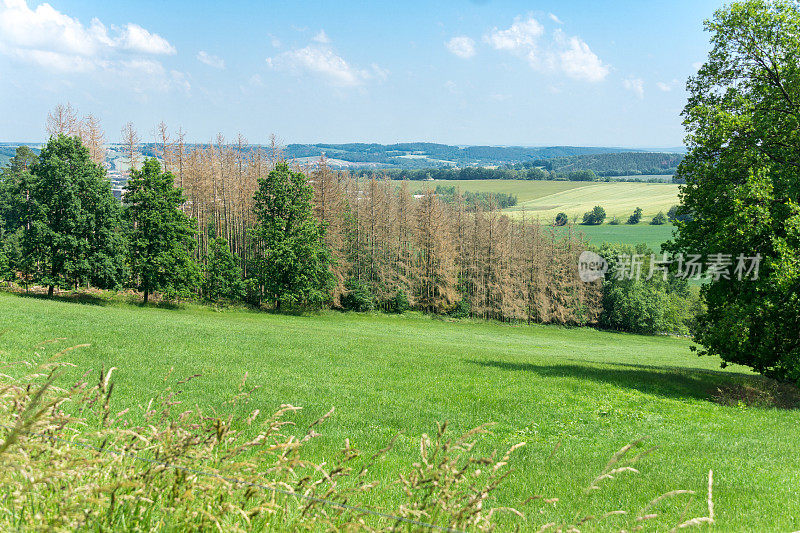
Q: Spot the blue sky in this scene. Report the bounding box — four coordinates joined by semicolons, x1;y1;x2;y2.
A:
0;0;724;147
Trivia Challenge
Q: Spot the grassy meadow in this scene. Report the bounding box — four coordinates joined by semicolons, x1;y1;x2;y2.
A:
2;290;799;531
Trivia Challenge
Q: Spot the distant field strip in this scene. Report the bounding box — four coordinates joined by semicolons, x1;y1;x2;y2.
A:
422;180;680;220
424;179;587;202
502;182;679;220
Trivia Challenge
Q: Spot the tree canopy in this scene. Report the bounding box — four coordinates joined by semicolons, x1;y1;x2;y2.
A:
250;162;334;309
667;0;800;382
124;158;198;303
21;135;124;295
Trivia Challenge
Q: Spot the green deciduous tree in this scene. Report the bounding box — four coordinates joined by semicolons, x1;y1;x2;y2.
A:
666;0;800;382
21;136;125;295
627;207;643;225
581;205;606;225
124;158;199;303
650;211;668;225
250;162;334;309
598;243;697;335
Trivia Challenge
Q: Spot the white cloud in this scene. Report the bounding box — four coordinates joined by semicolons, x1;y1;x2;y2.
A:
549;13;563;24
484;17;609;83
445;36;475;59
554;31;609;82
623;76;645;99
197;50;225;69
484;17;543;51
0;0;177;74
312;30;330;43
116;23;175;55
268;34;281;48
656;78;681;92
240;73;265;95
269;39;384;87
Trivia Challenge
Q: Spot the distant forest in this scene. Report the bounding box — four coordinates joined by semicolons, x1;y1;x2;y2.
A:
282;142;655;168
0;142;684;182
355;152;683;181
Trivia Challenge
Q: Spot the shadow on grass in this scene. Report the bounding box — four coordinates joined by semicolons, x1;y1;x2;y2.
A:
14;290;113;307
9;289;188;310
468;358;800;409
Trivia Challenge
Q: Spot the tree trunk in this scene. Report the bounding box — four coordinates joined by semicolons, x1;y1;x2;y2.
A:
143;289;149;304
48;285;54;297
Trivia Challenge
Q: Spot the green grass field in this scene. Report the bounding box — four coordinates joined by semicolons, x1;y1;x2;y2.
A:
1;291;798;531
571;223;677;250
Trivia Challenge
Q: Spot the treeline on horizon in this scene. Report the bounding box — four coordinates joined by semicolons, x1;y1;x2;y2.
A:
1;142;683;183
354;151;682;182
283;142;649;167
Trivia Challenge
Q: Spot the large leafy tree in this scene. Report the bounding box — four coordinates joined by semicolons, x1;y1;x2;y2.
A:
21;135;125;295
666;0;800;382
124;158;198;303
250;162;333;309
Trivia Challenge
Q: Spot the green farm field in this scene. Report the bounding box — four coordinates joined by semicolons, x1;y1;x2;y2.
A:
503;182;679;221
2;291;798;531
427;179;681;249
423;179;679;219
572;223;677;250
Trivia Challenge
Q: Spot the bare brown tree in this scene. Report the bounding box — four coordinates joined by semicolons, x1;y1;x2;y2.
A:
120;122;141;173
46;103;79;138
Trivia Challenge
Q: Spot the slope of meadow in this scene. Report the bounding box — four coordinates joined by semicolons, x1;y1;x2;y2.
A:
0;291;798;531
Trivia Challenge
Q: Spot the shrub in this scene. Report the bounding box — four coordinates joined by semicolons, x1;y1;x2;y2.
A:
203;237;243;301
582;205;606;225
449;297;471;318
651;211;668;225
627;207;643;225
554;212;568;226
243;277;262;306
341;277;375;311
597;243;699;335
388;289;411;313
0;247;8;282
608;216;621;225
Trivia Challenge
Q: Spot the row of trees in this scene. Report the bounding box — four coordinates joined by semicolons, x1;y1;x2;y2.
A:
309;163;599;322
580;206;674;226
0;122;601;325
